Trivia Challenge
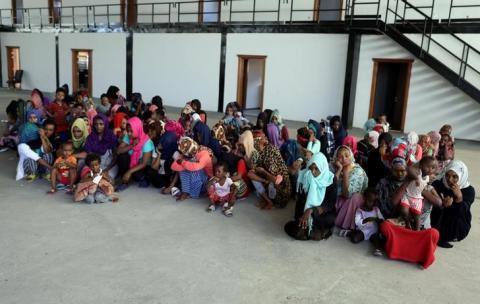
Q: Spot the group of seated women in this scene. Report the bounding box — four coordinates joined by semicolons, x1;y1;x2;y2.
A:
2;86;475;268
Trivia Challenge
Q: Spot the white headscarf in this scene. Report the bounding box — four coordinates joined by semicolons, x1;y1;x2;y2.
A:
443;160;470;189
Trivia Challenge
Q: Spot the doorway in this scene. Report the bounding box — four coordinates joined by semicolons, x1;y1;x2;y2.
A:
72;49;92;96
48;0;62;24
236;55;266;111
198;0;220;23
369;59;413;131
6;46;20;88
314;0;343;22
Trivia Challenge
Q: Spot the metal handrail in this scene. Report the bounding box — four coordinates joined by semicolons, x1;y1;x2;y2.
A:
386;0;480;84
448;0;480;25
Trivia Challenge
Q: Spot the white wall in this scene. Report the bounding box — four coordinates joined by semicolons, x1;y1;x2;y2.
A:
58;33;127;98
225;33;348;121
353;34;480;141
132;33;221;111
0;32;56;91
245;59;263;109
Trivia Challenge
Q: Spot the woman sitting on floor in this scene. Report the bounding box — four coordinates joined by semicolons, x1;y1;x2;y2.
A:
284;152;337;241
171;137;214;201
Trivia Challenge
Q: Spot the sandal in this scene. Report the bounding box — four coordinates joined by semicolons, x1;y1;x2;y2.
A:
206;204;216;212
46;188;56;194
223;206;233;217
373;249;384;257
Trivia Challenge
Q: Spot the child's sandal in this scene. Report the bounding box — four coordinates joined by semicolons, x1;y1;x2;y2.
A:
206;204;216;212
223;206;233;217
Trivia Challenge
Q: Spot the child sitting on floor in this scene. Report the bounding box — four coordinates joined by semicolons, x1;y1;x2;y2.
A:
49;141;77;193
399;156;436;230
207;162;237;217
349;187;385;256
74;153;117;204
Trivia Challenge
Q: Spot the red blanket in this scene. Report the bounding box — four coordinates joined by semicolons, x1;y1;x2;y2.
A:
380;220;439;269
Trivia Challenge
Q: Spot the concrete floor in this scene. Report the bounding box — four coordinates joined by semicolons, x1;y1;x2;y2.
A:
0;89;479;304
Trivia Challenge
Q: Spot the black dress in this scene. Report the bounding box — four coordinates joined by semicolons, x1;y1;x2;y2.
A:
284;177;338;239
366;148;390;188
431;180;475;242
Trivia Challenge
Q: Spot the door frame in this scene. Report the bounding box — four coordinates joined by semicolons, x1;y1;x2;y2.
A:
6;46;20;86
71;49;93;96
48;0;62;24
313;0;344;22
236;55;267;110
198;0;221;23
368;58;414;131
11;0;17;24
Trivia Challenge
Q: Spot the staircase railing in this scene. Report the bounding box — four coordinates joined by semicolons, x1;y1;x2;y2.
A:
385;0;480;89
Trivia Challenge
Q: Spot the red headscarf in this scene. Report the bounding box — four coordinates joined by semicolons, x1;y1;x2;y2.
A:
342;135;358;156
128;117;150;169
113;112;127;137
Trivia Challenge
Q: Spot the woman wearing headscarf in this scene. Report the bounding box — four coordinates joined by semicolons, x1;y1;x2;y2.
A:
16;111;55;181
356;131;378;169
113;111;128;139
71;118;89;154
266;109;289;148
238;130;259;169
284;153;337;240
84;114;118;179
171;137;213;201
390;131;423;167
342;135;358;157
192;121;222;159
248;133;291;209
329;115;347;152
427;131;441;157
147;131;178;189
116;117;154;190
432;160;475;248
332;145;368;235
366;132;393;187
106;85;126;106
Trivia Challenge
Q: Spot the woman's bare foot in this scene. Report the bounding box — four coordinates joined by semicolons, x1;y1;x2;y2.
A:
262;201;274;210
46;188;56;194
162;186;172;195
111;197;119;203
176;192;190;201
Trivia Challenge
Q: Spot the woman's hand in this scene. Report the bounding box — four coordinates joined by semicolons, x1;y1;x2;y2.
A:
299;209;313;230
335;160;343;172
450;184;463;203
122;171;132;184
342;163;353;176
440;193;454;208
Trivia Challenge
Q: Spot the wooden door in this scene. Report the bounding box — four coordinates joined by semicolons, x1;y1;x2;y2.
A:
48;0;62;24
369;59;413;131
6;46;20;84
72;49;93;96
236;55;266;110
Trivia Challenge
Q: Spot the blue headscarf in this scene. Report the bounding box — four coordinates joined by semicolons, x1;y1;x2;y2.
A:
159;131;178;161
193;122;222;158
280;140;300;167
19;110;41;144
297;153;334;232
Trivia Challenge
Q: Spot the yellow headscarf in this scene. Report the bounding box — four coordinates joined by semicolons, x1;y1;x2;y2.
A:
71;118;89;150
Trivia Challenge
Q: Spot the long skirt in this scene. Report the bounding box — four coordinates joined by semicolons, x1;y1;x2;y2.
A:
179;170;208;198
335;193;364;230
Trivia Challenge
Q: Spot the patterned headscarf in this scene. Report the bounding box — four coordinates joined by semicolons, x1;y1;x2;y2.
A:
368;131;380;149
71;118;89;150
178;136;199;158
270;109;285;128
443;160;470;189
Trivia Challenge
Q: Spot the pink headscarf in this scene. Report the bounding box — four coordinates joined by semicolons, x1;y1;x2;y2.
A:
86;108;98;131
368;131;380;149
128;117;150;169
342;135;358;156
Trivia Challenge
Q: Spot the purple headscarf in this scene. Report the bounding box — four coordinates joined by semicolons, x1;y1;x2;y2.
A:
84;113;118;155
267;123;284;148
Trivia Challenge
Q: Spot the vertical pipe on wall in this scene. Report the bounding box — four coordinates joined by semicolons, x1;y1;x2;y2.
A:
126;32;133;99
217;28;227;113
55;34;59;89
342;32;361;128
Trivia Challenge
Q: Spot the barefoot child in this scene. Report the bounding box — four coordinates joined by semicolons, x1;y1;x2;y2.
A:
49;141;77;193
399;156;436;230
207;162;237;217
74;153;117;204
